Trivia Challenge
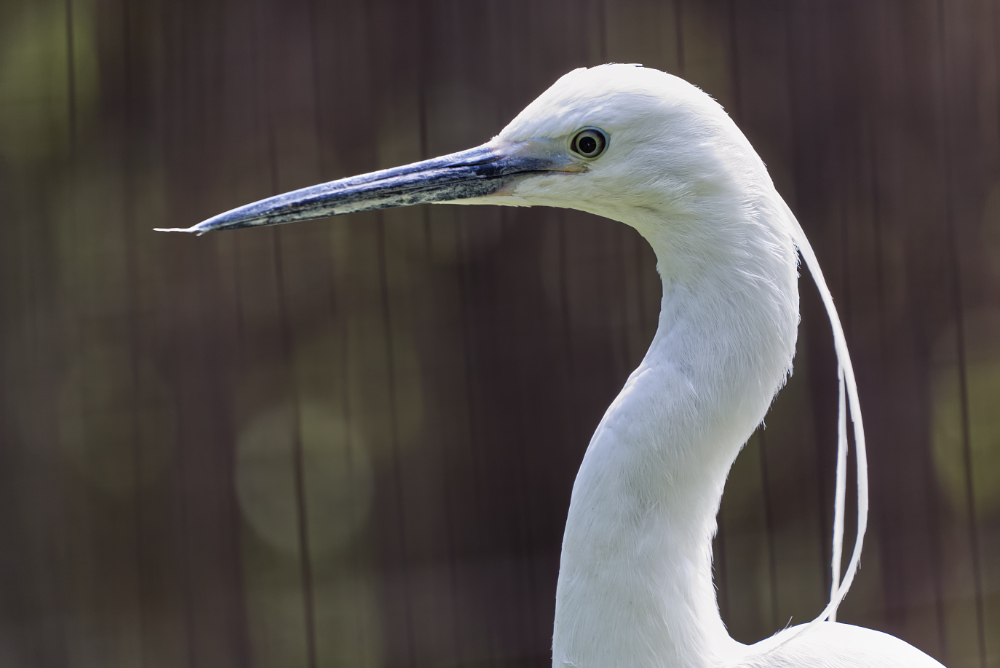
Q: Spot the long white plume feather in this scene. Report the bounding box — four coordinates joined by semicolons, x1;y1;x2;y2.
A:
777;202;869;642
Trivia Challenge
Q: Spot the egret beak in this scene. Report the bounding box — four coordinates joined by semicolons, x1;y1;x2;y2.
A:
157;140;570;234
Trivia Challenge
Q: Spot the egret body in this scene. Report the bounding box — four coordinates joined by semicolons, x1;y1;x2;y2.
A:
160;65;945;668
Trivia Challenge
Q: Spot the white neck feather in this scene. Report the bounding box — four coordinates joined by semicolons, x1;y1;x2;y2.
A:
552;200;800;668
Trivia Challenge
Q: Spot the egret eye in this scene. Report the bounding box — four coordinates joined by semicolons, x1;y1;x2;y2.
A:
570;127;608;159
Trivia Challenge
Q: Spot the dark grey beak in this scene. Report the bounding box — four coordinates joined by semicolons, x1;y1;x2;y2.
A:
157;141;562;235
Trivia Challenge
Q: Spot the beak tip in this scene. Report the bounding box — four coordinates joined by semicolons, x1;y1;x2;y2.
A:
154;222;214;236
156;205;257;235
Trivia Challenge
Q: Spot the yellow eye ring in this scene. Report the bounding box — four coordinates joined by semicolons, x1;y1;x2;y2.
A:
570;127;608;159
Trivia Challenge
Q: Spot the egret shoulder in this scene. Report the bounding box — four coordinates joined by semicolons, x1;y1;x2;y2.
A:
737;622;945;668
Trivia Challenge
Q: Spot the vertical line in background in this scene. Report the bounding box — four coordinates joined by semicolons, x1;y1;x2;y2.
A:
597;0;607;63
376;218;417;668
995;0;1000;143
120;1;150;665
417;90;429;162
230;231;255;668
922;402;949;660
674;0;685;76
268;127;319;668
446;3;493;662
436;212;464;664
342;309;370;665
64;0;77;149
866;131;889;359
836;52;854;398
839;203;853;339
321;219;370;662
557;216;576;379
52;0;78;665
934;2;987;666
995;0;1000;144
758;431;780;629
172;384;200;668
324;236;370;662
272;234;319;668
425;201;463;664
455;217;494;665
499;204;536;660
727;0;742;118
307;0;325;176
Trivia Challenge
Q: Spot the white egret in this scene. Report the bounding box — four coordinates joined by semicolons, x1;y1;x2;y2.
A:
160;65;944;667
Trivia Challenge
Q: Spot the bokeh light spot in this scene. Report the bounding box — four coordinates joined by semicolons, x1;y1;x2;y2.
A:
932;312;1000;518
236;401;373;557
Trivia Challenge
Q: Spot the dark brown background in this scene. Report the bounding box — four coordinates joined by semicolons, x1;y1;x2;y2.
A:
2;0;999;666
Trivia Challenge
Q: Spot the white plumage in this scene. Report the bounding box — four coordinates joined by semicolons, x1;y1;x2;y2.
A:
163;64;945;668
493;64;939;668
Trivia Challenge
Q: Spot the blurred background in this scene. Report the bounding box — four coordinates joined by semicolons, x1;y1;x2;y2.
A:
1;0;999;666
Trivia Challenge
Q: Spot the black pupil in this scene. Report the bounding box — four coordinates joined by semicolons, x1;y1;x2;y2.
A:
579;135;598;154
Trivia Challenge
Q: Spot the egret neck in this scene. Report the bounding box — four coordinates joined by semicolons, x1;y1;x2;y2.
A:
552;197;800;667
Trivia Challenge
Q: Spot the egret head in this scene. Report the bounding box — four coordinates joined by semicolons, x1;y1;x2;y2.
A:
485;66;754;223
160;64;770;250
